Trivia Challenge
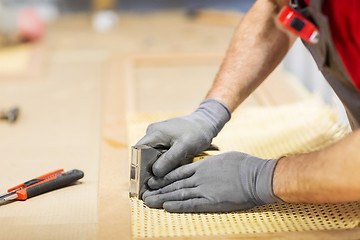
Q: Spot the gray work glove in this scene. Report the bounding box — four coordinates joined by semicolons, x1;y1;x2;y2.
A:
136;99;231;177
142;152;284;213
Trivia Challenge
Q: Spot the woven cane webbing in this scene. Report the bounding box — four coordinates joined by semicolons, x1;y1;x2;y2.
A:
128;97;359;238
131;199;360;238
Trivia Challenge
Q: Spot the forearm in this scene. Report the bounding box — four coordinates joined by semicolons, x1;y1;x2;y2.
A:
206;0;296;112
274;129;360;203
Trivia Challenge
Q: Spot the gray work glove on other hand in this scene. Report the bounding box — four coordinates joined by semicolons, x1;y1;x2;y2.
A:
143;152;284;213
136;99;231;177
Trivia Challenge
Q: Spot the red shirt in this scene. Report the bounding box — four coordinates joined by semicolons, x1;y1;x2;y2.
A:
303;0;360;91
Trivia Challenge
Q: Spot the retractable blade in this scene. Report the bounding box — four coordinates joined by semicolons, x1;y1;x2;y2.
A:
0;192;18;203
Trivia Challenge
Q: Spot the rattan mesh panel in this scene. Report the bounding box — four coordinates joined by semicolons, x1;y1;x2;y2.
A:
128;97;359;238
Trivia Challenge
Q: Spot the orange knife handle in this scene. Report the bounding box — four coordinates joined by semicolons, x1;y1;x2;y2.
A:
22;169;84;200
7;169;64;193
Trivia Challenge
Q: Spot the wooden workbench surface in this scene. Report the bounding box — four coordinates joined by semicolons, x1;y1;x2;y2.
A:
0;11;358;240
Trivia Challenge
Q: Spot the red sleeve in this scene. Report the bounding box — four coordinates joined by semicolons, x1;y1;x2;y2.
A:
323;0;360;91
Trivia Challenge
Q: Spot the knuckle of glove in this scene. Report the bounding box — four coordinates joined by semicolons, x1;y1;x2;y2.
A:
147;120;170;132
146;122;158;132
166;145;188;161
184;132;211;151
152;163;167;178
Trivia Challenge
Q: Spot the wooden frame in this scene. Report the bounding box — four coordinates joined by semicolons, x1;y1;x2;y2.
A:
124;53;225;113
97;56;132;240
98;54;360;240
124;53;309;113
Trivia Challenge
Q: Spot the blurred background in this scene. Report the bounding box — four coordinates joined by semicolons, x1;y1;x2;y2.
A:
0;0;346;122
1;0;255;13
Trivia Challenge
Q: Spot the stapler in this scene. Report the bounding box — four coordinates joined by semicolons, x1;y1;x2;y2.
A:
129;144;219;199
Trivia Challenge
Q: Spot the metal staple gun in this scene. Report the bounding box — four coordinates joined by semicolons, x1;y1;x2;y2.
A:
129;144;219;199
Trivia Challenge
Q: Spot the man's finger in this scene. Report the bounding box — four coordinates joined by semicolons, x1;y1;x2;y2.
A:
144;188;200;209
157;176;197;193
143;176;197;199
148;163;197;189
163;198;211;213
136;131;170;147
152;142;189;177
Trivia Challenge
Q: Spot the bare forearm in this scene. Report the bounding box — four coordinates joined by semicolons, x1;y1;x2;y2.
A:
206;0;296;112
274;129;360;203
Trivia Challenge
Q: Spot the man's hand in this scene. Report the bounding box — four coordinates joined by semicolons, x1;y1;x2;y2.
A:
136;99;231;177
142;151;283;213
